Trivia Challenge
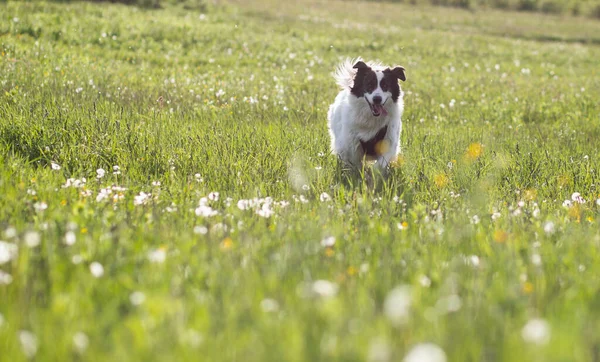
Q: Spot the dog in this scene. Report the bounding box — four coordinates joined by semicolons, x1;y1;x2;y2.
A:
327;58;406;173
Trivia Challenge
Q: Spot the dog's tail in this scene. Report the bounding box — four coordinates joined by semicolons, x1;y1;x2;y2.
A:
333;57;361;90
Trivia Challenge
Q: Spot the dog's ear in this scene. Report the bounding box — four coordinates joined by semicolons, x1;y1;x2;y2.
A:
391;66;406;82
353;61;369;70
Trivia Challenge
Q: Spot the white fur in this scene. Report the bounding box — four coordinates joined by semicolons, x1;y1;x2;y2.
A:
328;58;404;171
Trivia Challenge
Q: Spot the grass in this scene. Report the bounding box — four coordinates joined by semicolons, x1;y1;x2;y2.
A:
1;0;600;361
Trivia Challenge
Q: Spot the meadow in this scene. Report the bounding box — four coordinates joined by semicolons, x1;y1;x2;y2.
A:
1;0;600;361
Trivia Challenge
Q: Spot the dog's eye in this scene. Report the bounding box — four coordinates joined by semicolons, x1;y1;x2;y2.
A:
380;79;389;92
364;75;377;91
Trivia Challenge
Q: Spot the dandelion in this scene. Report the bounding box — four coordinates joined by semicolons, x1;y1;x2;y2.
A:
0;270;13;285
260;298;279;313
96;168;106;179
51;162;61;170
73;332;89;353
195;205;218;217
19;330;38;358
134;192;151;206
193;226;208;235
522;318;551;345
465;142;483;161
320;236;336;247
148;248;166;263
0;240;18;264
493;230;508;243
220;237;233;251
33;202;48;212
89;262;104;278
311;280;339;298
256;203;274;218
130;291;146;306
571;192;586;204
64;231;76;246
467;255;480;268
434;174;449;188
319;192;332;202
24;231;41;248
403;343;447;362
384;285;412;326
368;338;391;362
4;227;17;239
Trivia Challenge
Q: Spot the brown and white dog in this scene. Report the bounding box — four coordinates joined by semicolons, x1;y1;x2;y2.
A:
327;58;406;172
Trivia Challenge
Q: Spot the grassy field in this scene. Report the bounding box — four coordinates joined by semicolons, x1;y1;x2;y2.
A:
1;0;600;361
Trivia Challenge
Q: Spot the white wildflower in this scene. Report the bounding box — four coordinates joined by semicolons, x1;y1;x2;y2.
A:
260;298;279;313
24;231;41;248
33;202;48;212
134;192;151;206
193;226;208;235
320;236;336;247
195;205;218;217
0;270;13;285
19;330;38;358
384;285;412;326
96;168;106;179
571;192;586;204
130;291;146;306
311;280;339;299
73;332;89;353
51;162;61;170
89;262;104;278
319;192;332;202
522;318;551;345
147;248;166;263
403;343;447;362
208;192;219;201
64;231;76;246
0;241;18;264
543;221;555;235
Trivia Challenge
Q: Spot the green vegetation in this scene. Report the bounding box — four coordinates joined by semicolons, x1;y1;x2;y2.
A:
1;0;599;361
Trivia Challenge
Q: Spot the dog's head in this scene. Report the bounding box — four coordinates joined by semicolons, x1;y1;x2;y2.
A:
350;61;406;117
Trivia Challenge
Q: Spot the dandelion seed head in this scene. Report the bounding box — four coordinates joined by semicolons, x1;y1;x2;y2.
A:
403;343;447;362
130;291;146;306
89;262;104;278
19;330;38;358
0;240;18;265
384;285;412;326
522;318;551;345
24;231;41;248
73;332;89;353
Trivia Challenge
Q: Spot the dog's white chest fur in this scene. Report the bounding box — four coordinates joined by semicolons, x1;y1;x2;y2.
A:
327;58;406;170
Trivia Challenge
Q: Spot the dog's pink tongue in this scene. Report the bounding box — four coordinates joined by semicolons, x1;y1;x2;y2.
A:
374;104;388;116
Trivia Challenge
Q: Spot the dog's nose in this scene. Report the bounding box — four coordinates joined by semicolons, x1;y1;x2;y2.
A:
372;96;382;105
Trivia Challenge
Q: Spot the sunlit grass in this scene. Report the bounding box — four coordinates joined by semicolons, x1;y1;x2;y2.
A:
1;0;600;361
